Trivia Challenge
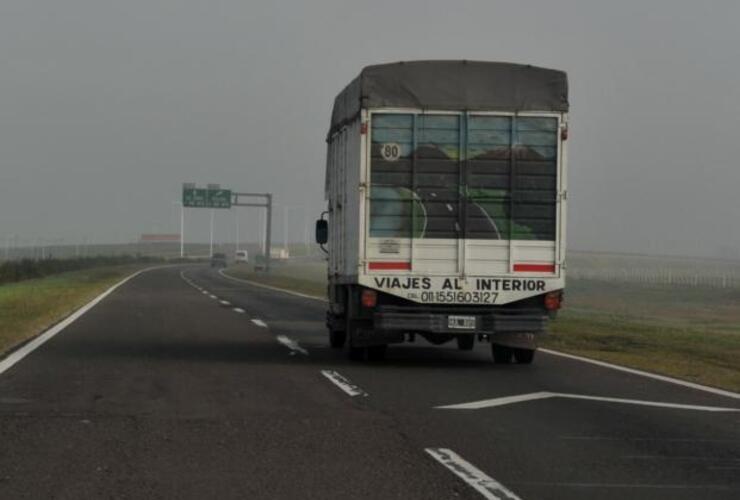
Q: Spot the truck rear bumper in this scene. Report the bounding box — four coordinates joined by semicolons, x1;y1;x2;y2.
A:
373;307;547;335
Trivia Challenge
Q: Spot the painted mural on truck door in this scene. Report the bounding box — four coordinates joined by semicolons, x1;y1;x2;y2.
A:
369;113;559;241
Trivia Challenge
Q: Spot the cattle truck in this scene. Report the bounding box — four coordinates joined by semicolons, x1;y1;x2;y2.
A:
316;61;568;363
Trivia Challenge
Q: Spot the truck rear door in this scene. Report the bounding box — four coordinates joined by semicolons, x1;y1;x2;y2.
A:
365;111;563;278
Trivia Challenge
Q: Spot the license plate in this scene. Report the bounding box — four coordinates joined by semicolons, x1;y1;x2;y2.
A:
448;315;476;330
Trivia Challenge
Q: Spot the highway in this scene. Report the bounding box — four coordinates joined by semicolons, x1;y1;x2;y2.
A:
1;266;739;499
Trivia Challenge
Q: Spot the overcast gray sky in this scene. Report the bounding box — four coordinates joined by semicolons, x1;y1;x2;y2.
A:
1;0;738;257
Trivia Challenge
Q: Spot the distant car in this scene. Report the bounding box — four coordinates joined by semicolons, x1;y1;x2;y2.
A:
234;250;249;264
210;252;227;268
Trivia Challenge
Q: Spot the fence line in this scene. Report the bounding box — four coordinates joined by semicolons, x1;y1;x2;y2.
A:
568;268;740;289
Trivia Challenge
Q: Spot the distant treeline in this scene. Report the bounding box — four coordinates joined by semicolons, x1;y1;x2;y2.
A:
0;255;164;286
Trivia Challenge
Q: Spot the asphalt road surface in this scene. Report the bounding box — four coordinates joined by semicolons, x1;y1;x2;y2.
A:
1;266;738;499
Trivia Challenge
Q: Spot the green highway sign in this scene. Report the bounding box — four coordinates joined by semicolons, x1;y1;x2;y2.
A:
182;187;209;207
208;189;232;209
182;186;232;209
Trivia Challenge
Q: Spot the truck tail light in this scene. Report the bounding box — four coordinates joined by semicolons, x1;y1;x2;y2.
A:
544;291;563;311
361;289;377;308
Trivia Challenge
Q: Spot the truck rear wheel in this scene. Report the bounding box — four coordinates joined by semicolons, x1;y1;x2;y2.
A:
329;328;346;349
513;348;535;364
491;343;513;364
456;336;475;351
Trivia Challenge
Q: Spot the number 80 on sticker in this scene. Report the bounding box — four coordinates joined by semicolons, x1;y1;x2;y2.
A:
380;143;402;161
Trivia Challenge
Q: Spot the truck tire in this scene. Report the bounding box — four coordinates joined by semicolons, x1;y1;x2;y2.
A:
513;348;535;364
491;343;513;364
367;344;387;361
329;328;346;349
456;336;475;351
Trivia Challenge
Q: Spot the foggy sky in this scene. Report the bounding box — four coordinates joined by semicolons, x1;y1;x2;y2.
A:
1;0;738;257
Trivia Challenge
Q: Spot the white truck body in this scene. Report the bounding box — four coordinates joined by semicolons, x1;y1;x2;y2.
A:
321;61;569;359
327;109;567;306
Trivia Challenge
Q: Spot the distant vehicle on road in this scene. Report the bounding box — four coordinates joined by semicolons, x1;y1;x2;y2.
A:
270;247;290;260
210;252;227;268
317;61;568;362
234;250;249;264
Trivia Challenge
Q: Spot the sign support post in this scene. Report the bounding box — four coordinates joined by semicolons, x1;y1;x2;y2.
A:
182;183;272;271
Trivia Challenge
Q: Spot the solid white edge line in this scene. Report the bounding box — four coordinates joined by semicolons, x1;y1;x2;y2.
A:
539;349;740;401
425;448;521;500
558;393;740;412
0;265;166;377
216;269;739;402
321;370;367;397
217;268;327;302
276;334;308;355
251;319;268;328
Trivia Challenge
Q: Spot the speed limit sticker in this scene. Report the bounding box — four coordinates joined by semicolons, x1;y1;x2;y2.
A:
380;143;402;161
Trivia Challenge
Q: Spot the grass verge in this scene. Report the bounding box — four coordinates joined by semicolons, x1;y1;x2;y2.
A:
0;265;148;356
543;314;740;392
225;262;740;392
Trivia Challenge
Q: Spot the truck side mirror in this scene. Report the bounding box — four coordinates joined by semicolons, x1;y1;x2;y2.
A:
315;219;328;245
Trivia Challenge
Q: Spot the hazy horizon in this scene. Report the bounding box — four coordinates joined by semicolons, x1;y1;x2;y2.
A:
1;1;739;259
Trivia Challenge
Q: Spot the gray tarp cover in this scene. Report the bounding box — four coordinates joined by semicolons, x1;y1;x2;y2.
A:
329;60;568;137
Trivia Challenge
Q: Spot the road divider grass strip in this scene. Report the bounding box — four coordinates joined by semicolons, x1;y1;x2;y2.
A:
425;448;521;500
321;370;368;397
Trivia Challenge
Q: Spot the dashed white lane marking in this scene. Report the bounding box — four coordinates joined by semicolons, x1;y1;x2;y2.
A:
217;269;327;302
233;308;246;314
251;319;268;328
1;266;168;377
321;370;367;397
201;290;209;295
540;349;740;401
436;391;740;412
219;300;231;306
426;448;521;500
209;294;218;300
446;203;454;212
276;335;308;355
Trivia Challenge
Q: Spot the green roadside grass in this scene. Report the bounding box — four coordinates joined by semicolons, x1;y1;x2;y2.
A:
543;280;740;391
544;314;740;392
0;265;148;356
225;262;740;392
